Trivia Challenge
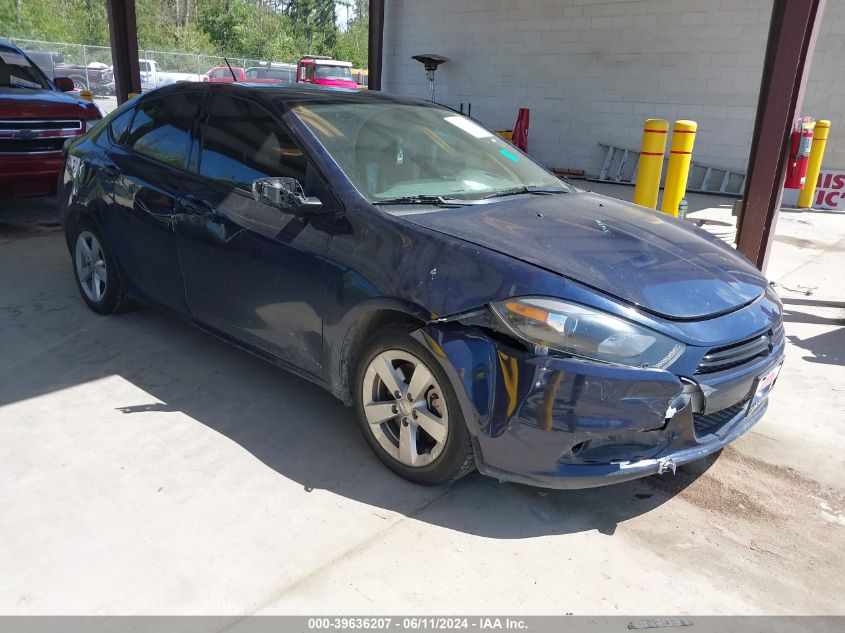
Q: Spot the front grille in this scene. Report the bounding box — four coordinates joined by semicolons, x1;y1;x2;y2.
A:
693;397;750;438
0;119;82;154
695;319;784;374
0;138;65;153
0;119;82;131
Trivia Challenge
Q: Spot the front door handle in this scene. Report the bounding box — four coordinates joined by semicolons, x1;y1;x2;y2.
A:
101;165;119;181
180;194;218;217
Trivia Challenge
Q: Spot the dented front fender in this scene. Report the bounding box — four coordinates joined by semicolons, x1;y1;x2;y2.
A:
413;322;694;488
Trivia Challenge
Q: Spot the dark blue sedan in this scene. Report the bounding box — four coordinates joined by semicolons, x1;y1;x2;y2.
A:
59;83;784;488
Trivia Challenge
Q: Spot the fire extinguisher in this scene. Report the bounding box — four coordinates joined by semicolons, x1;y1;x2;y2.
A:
512;108;530;153
784;117;815;189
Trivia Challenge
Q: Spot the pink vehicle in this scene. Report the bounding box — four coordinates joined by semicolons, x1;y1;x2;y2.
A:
296;56;357;89
202;66;246;83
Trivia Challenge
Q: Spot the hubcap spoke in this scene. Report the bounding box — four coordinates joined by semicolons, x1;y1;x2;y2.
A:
406;362;434;401
372;355;404;395
364;401;398;425
92;273;103;300
399;422;418;466
75;231;107;303
93;261;107;283
414;407;448;444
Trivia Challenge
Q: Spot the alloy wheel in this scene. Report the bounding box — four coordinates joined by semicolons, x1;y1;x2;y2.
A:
75;230;108;303
361;350;449;467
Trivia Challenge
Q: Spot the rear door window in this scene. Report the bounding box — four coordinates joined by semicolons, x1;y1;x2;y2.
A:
198;94;306;190
124;92;203;169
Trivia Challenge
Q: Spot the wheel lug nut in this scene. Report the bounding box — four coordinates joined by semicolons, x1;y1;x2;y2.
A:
402;418;410;427
407;393;413;401
391;405;398;414
412;411;418;419
394;390;401;399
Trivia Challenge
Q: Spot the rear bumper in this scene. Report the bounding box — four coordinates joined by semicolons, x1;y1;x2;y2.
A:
416;322;784;490
0;153;62;197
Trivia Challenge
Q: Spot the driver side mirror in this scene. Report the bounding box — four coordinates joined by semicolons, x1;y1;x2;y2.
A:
252;177;322;216
54;76;75;92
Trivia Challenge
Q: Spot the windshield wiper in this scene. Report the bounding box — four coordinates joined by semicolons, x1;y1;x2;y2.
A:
482;185;569;199
373;195;469;207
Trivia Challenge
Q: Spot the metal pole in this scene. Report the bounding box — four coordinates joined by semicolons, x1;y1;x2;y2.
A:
368;0;385;90
736;0;827;271
106;0;141;102
83;45;89;91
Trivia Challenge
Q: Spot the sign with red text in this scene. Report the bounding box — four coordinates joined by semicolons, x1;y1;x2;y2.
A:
807;169;845;210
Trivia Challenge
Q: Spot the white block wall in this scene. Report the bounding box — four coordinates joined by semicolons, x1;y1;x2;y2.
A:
804;0;845;171
382;0;845;176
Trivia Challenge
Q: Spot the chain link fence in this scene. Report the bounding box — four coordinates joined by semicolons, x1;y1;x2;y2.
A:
3;36;365;113
4;36;293;92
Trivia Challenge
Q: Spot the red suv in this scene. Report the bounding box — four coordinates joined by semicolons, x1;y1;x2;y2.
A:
1;42;101;198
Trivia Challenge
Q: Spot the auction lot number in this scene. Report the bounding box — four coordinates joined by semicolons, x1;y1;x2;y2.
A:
308;619;474;630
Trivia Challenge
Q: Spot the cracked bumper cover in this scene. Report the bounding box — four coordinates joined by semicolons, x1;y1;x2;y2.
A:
414;323;782;489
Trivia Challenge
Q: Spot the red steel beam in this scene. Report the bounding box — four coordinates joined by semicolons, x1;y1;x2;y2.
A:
368;0;385;91
106;0;141;103
736;0;827;271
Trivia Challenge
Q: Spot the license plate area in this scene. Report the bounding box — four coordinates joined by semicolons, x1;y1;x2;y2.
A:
747;361;783;415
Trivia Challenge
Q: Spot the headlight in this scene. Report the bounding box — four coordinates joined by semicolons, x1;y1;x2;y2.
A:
490;297;685;369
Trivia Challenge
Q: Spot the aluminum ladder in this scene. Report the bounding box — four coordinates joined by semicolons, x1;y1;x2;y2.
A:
592;142;747;196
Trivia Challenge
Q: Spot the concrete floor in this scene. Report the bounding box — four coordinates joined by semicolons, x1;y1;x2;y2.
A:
1;193;843;615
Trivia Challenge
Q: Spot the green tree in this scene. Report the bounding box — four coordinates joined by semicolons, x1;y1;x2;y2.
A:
0;0;366;68
286;0;337;55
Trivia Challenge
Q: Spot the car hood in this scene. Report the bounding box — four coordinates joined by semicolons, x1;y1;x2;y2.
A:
0;87;98;119
400;191;767;320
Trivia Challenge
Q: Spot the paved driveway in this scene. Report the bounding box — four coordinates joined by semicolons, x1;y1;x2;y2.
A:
1;197;843;614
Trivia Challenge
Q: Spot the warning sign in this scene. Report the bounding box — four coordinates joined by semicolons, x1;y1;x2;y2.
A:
781;168;845;211
808;169;845;210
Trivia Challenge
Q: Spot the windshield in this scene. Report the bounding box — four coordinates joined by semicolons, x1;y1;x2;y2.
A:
314;64;352;80
0;49;51;89
291;101;567;203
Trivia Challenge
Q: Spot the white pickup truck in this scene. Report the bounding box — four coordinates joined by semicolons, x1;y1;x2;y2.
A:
139;58;200;92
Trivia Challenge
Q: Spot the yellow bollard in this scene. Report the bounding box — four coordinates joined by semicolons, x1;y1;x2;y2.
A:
797;119;830;208
127;92;139;100
633;118;669;209
78;89;94;102
660;120;697;217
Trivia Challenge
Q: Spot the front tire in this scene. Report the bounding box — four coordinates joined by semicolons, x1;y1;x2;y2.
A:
70;220;135;315
353;325;475;486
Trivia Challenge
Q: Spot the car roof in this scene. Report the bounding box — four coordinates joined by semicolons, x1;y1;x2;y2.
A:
140;81;432;108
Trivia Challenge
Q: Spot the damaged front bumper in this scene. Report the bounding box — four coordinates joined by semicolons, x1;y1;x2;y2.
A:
414;322;784;489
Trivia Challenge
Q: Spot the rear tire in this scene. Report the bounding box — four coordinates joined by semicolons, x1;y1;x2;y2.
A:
70;219;136;315
353;324;475;486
